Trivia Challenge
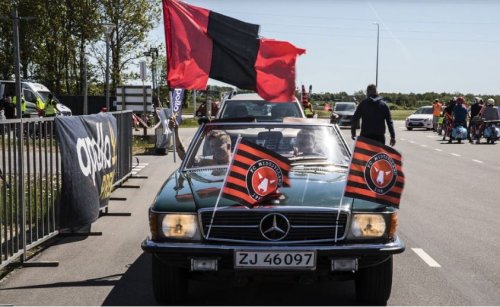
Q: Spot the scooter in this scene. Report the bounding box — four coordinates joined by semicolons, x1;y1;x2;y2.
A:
482;120;500;144
450;123;467;144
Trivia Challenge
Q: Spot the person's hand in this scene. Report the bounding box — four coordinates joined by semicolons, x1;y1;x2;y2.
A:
351;135;356;141
390;138;396;146
168;116;178;130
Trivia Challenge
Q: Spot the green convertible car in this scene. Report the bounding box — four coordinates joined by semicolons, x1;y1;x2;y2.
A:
141;119;405;305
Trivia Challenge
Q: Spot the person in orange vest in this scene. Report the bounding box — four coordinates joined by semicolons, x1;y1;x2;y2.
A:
432;98;443;131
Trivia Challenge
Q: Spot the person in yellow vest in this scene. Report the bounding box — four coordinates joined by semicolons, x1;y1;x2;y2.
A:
44;93;57;117
12;94;27;117
36;96;45;116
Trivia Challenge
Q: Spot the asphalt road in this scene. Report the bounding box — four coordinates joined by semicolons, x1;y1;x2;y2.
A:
1;121;499;305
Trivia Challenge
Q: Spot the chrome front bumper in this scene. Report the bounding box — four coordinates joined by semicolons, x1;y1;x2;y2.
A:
141;235;405;255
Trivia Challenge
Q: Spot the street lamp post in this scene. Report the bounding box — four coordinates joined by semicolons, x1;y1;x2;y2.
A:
144;47;159;102
374;22;380;88
102;23;115;112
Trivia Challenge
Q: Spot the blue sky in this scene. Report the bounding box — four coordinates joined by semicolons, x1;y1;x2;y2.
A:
150;0;500;95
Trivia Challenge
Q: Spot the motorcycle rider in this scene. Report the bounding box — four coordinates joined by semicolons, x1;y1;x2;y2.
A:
441;99;455;141
481;98;500;121
450;97;468;143
479;98;500;143
468;97;484;143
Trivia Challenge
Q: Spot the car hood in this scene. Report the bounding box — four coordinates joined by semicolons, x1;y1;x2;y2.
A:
152;168;386;212
407;114;432;120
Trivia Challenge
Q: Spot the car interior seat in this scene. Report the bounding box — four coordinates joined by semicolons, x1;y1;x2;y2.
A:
256;131;283;150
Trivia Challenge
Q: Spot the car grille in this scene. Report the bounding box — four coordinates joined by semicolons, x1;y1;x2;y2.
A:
409;119;424;122
199;209;348;243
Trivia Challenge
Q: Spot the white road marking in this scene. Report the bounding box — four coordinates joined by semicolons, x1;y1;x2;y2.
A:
426;135;435;138
451;153;460;157
400;138;406;141
434;148;442;152
412;248;441;268
409;141;416;144
472;159;484;164
131;163;149;175
420;144;428;148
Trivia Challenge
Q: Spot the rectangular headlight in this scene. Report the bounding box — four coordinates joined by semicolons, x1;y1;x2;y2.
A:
349;214;386;238
161;214;201;240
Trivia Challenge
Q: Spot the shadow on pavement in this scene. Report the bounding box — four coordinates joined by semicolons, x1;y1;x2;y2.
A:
103;253;156;306
103;253;359;306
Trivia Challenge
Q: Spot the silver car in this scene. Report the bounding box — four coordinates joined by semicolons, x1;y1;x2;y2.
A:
217;93;305;121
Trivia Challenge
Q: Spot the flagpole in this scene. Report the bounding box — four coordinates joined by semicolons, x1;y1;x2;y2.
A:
335;137;356;243
172;112;177;164
206;136;242;239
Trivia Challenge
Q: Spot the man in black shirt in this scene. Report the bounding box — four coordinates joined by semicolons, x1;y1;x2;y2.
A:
351;84;396;146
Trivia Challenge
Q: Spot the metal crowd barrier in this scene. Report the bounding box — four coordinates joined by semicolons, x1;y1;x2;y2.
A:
0;111;133;269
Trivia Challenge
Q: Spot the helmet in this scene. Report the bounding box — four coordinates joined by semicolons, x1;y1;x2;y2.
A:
474;97;483;104
487;98;495;106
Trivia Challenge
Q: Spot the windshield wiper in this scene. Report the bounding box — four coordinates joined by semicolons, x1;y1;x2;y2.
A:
289;155;328;161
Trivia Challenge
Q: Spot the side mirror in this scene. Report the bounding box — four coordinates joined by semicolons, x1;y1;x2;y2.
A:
197;117;211;125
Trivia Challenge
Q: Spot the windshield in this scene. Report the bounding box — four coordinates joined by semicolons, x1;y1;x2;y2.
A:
334;103;356;112
220;101;301;120
184;123;350;169
414;107;433;115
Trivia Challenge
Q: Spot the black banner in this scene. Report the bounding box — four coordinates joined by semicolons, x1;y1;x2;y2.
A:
56;113;118;228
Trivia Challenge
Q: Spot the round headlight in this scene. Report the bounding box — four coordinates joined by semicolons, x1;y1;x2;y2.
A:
350;214;386;238
162;214;199;239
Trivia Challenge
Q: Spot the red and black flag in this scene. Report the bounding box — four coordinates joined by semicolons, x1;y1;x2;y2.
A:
344;136;405;207
162;0;305;102
222;139;291;206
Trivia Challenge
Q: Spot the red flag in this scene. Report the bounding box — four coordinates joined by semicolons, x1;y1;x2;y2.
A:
222;139;291;206
163;0;305;102
344;136;405;207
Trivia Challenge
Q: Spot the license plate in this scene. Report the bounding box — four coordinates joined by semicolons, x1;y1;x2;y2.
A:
409;122;423;126
235;251;316;269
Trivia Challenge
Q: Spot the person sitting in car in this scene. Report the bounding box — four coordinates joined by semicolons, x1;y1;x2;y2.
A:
169;117;232;166
294;128;323;156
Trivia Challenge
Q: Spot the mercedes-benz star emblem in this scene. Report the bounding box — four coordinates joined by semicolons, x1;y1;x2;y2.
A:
259;213;290;241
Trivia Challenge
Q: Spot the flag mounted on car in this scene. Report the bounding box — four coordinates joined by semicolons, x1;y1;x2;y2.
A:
344;136;405;207
222;138;291;207
162;0;305;102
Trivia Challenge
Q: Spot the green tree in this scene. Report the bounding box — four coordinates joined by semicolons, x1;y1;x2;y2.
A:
99;0;161;96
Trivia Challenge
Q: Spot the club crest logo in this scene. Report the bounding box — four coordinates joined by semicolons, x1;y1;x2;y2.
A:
364;153;398;195
246;159;283;201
